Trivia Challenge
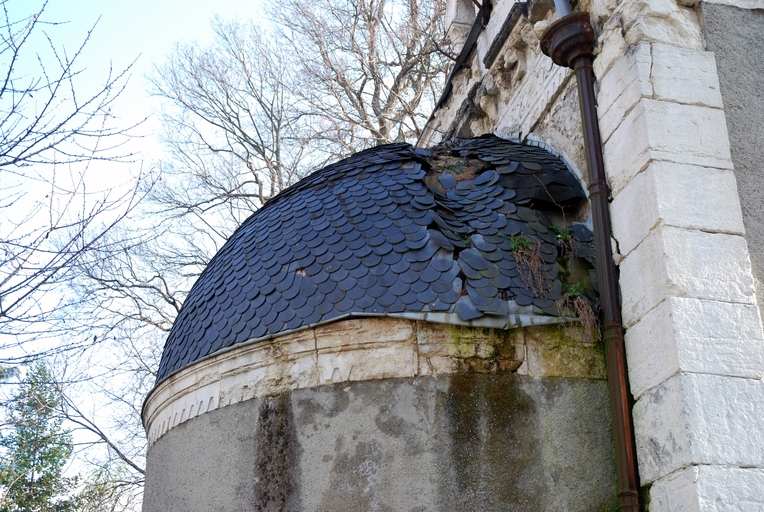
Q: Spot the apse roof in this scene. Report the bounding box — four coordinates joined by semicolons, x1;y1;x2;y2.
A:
156;135;596;384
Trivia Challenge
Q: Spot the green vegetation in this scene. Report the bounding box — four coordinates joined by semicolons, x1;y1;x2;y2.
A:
498;232;534;252
550;225;572;242
454;232;471;247
0;365;78;512
563;282;584;298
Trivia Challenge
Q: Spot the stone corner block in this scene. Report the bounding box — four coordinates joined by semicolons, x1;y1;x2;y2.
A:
619;227;757;328
597;41;652;145
611;161;745;257
650;43;724;108
649;465;764;512
604;99;733;197
633;372;764;484
648;466;701;512
625;297;764;399
619;0;705;50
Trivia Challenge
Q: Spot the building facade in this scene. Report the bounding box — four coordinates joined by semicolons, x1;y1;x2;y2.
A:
425;0;764;508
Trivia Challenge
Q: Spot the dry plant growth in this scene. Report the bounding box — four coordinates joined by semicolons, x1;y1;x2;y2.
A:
556;284;600;346
504;233;548;296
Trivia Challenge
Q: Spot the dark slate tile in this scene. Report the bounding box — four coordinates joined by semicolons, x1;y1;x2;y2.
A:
156;136;595;383
456;296;482;321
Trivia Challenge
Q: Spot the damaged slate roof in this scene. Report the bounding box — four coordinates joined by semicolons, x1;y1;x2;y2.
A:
156;134;596;383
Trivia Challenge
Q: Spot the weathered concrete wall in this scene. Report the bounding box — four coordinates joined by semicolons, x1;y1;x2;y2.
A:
143;318;617;510
144;375;617;512
702;2;764;326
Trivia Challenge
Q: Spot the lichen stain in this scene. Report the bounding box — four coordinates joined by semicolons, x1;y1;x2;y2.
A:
295;383;351;428
526;325;607;379
253;394;301;511
441;324;522;374
439;374;544;510
374;393;426;455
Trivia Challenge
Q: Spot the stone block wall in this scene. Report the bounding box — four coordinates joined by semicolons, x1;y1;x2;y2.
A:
595;0;764;508
143;318;607;447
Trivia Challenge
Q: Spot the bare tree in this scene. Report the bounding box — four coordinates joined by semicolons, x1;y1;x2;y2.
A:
276;0;449;152
0;3;147;506
91;0;451;378
149;0;450;239
0;0;141;352
52;2;451;508
150;17;311;229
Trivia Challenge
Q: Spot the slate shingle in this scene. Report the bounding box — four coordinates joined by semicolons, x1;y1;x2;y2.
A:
155;135;596;383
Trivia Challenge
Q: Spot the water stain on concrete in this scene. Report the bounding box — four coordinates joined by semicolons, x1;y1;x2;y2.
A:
254;394;301;511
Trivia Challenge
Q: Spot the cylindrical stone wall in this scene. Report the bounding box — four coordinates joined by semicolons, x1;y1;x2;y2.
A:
143;318;617;511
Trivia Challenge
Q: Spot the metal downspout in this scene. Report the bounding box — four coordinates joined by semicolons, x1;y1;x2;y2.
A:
540;11;641;511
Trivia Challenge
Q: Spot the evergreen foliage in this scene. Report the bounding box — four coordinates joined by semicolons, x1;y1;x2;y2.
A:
0;365;78;512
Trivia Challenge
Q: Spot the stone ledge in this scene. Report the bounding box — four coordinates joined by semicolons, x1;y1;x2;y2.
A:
143;317;606;447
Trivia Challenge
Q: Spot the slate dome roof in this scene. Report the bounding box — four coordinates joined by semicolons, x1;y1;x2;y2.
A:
156;135;597;384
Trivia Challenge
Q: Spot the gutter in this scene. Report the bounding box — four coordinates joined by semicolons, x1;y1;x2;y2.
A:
416;1;489;148
541;10;641;512
433;7;489;113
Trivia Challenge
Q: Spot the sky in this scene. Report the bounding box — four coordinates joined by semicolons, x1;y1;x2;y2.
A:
2;0;269;479
22;0;267;166
1;0;267;357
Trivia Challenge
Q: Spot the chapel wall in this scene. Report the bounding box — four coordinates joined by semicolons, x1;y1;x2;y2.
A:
424;0;587;177
701;2;764;327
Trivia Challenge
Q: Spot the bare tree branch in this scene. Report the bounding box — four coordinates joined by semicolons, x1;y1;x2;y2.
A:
0;0;143;348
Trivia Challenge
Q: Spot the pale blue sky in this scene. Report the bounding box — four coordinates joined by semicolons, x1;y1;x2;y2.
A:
17;0;266;163
1;0;269;468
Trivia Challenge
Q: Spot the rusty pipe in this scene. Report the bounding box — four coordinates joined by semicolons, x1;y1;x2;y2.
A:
540;13;641;511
